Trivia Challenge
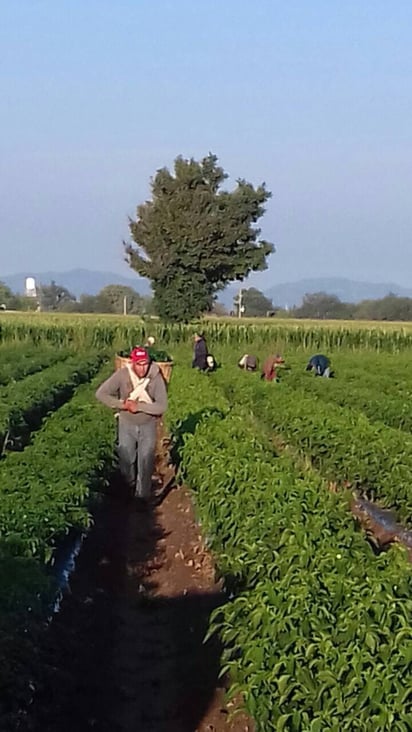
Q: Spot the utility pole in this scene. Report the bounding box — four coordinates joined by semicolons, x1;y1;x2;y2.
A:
123;295;127;316
37;283;43;312
238;288;245;318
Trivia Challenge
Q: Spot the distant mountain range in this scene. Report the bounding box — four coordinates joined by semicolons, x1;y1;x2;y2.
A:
2;269;151;299
2;270;411;309
264;278;412;308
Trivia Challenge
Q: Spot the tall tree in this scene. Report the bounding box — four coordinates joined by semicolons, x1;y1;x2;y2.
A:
98;285;145;314
0;282;19;310
40;281;76;311
235;287;274;317
294;292;353;319
354;294;412;321
125;154;274;322
77;293;113;314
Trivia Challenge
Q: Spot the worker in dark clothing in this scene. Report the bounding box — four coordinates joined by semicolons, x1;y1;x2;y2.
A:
306;354;332;377
192;332;208;371
238;354;258;372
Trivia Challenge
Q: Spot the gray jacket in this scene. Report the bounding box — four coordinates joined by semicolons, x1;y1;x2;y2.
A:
95;362;168;425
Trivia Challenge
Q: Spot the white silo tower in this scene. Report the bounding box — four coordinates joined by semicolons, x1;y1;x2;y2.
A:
25;277;37;298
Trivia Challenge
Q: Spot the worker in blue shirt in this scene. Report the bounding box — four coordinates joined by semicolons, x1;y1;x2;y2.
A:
306;354;333;378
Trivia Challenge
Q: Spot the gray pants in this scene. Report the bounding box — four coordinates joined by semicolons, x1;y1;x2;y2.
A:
117;419;157;498
315;366;331;378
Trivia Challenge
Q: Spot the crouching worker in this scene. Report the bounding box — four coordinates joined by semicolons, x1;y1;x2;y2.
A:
261;354;285;382
206;354;217;372
238;354;258;372
306;354;333;378
96;346;167;508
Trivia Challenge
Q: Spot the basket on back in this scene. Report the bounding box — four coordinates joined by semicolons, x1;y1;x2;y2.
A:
114;355;173;384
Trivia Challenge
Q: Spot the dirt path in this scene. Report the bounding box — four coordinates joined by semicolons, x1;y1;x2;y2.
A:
23;458;253;731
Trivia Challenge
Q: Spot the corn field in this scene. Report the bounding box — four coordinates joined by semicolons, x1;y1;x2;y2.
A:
2;313;412;351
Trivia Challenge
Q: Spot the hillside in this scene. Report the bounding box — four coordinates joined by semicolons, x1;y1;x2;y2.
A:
264;278;412;308
2;269;151;299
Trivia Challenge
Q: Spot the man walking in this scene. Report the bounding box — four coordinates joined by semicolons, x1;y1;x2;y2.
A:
96;346;168;507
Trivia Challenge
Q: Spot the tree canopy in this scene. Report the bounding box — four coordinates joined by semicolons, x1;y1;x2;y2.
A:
125;154;274;322
234;287;274;317
293;292;353;319
73;286;152;314
0;282;19;310
290;291;412;321
40;281;76;311
354;294;412;321
98;285;145;315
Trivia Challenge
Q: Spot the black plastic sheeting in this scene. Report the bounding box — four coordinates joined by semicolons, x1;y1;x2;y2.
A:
351;497;412;556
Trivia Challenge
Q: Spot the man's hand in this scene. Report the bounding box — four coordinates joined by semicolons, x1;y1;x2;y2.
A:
123;399;139;413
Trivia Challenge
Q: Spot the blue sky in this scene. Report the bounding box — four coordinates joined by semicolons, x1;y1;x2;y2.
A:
1;0;412;289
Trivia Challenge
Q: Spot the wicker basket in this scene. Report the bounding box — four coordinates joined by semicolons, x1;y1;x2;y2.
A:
114;355;173;384
156;361;173;384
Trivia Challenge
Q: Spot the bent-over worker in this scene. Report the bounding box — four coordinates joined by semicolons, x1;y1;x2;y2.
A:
238;354;258;372
261;354;285;382
306;354;332;377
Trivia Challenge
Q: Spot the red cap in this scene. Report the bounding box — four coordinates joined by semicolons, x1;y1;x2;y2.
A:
130;346;149;364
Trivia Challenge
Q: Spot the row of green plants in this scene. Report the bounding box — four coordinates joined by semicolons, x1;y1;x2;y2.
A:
167;364;412;730
0;351;106;451
0;553;52;728
0;343;71;386
0;364;117;727
291;375;412;434
3;315;412;351
282;354;412;434
281;348;412;386
212;366;412;522
0;364;115;562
